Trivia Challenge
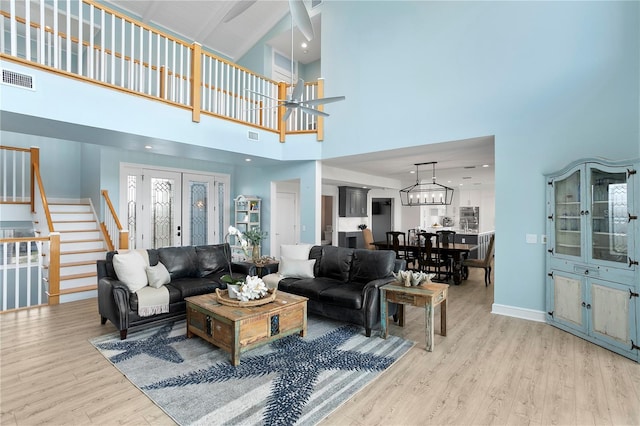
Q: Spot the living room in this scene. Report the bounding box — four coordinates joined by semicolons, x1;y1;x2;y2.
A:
1;0;639;424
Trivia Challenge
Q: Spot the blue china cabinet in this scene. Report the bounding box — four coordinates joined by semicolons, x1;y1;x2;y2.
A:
546;158;639;362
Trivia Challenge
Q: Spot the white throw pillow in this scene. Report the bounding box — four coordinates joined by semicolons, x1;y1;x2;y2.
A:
280;244;312;260
112;250;148;292
278;257;316;279
146;262;171;288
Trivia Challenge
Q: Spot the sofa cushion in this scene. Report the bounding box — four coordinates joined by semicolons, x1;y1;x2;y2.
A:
350;249;395;284
280;244;313;260
158;246;198;280
145;262;171;288
309;245;324;276
318;282;364;310
277;276;341;301
317;246;353;283
196;244;229;277
112;250;148;292
169;276;221;299
279;257;316;278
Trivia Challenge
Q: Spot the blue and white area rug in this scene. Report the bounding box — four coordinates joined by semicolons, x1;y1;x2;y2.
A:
90;316;414;426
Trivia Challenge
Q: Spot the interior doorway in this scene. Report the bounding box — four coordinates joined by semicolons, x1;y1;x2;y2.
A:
321;195;334;245
372;198;392;242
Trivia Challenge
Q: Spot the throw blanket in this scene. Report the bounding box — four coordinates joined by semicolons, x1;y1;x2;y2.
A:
261;273;283;289
136;286;170;317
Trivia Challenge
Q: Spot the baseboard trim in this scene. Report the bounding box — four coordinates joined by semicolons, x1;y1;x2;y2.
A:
491;303;547;323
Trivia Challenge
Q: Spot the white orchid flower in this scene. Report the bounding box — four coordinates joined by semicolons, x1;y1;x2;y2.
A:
238;276;268;301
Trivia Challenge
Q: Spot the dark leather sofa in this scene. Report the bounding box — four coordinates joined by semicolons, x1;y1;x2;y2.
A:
97;243;254;339
275;245;405;337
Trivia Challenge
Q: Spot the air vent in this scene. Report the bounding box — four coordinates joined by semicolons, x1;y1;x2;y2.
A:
463;166;476;169
2;69;34;90
248;130;259;141
462;176;472;180
311;0;322;8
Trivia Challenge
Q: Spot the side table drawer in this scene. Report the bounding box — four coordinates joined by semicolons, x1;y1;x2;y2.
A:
386;291;427;306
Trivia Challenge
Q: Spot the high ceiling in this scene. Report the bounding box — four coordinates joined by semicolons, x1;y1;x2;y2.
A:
101;1;494;187
106;0;322;64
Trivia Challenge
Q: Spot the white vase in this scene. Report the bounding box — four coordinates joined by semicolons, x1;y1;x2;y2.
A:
227;284;241;299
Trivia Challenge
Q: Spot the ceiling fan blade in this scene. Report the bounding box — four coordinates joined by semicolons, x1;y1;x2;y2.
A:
301;96;346;106
298;105;330;117
282;107;294;122
290;78;305;102
222;0;257;23
289;0;314;42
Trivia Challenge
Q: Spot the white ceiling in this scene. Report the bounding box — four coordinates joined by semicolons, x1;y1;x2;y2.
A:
107;0;321;64
322;136;495;188
102;1;494;187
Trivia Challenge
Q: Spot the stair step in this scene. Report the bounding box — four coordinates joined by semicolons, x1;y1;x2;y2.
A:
60;260;98;268
59;250;106;263
59;230;101;241
53;222;98;231
61;248;105;255
49;203;91;213
61;271;96;281
60;240;105;251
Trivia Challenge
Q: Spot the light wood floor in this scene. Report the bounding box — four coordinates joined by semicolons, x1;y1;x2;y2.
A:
1;269;639;425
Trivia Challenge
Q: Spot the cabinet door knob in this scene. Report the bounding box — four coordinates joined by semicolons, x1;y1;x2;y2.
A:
582;302;586;307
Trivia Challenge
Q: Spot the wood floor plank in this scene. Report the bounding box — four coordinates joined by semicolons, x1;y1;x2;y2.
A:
1;268;638;425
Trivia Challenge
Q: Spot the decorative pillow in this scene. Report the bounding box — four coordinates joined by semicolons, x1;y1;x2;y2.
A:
280;244;312;260
278;257;316;279
112;250;148;292
145;262;171;288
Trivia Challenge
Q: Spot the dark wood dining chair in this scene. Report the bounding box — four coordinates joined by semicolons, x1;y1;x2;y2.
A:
417;232;447;278
436;230;456;278
462;234;495;286
386;231;409;262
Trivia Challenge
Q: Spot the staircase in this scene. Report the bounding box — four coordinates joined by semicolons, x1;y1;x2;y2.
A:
47;202;107;302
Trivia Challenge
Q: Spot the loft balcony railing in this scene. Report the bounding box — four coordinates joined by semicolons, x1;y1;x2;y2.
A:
0;0;325;142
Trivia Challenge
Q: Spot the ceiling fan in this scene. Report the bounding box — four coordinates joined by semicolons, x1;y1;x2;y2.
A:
231;0;345;121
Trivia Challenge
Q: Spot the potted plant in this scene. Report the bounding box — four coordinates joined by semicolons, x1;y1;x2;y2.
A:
243;228;267;261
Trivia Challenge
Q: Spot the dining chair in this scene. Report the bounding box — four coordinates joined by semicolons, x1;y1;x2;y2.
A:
417;232;447;278
436;230;456;278
462;234;495;286
386;231;409;262
362;228;376;250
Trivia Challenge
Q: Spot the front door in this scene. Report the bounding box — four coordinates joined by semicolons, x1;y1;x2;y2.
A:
121;166;229;249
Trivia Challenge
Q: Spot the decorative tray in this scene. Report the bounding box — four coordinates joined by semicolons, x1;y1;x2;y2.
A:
215;288;277;307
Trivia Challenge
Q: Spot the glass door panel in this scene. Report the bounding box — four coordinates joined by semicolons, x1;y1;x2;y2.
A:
590;168;627;263
554;169;582;257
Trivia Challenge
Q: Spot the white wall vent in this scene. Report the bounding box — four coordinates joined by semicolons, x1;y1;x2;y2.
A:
2;69;35;90
248;130;260;141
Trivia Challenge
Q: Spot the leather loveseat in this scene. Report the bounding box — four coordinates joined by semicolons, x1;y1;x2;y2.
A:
275;245;404;337
97;243;254;339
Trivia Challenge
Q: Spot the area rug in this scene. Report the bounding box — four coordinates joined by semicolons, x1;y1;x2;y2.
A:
90;316;414;426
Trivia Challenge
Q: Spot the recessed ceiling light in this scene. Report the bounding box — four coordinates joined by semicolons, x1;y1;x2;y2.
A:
144;145;152;149
245;158;252;162
459;183;464;186
301;42;307;48
482;164;490;168
409;170;415;174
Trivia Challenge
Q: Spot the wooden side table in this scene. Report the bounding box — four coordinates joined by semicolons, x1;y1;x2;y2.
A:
380;282;449;351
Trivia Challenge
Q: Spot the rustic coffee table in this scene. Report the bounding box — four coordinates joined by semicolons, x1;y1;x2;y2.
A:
185;291;308;366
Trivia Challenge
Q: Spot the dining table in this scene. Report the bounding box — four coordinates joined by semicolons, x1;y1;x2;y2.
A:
372;240;477;285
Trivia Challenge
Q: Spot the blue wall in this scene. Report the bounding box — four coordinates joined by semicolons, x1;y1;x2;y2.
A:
1;1;638;316
321;1;639;312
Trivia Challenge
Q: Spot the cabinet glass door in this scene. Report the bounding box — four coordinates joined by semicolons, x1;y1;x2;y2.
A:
589;167;627;264
554;169;582;257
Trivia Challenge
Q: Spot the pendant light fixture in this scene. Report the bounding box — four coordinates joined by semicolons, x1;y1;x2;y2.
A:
399;162;454;206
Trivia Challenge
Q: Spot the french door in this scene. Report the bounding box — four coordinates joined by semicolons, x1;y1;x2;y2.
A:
121;166;229;249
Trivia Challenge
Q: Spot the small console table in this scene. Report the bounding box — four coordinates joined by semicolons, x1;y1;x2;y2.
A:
380;282;449;351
